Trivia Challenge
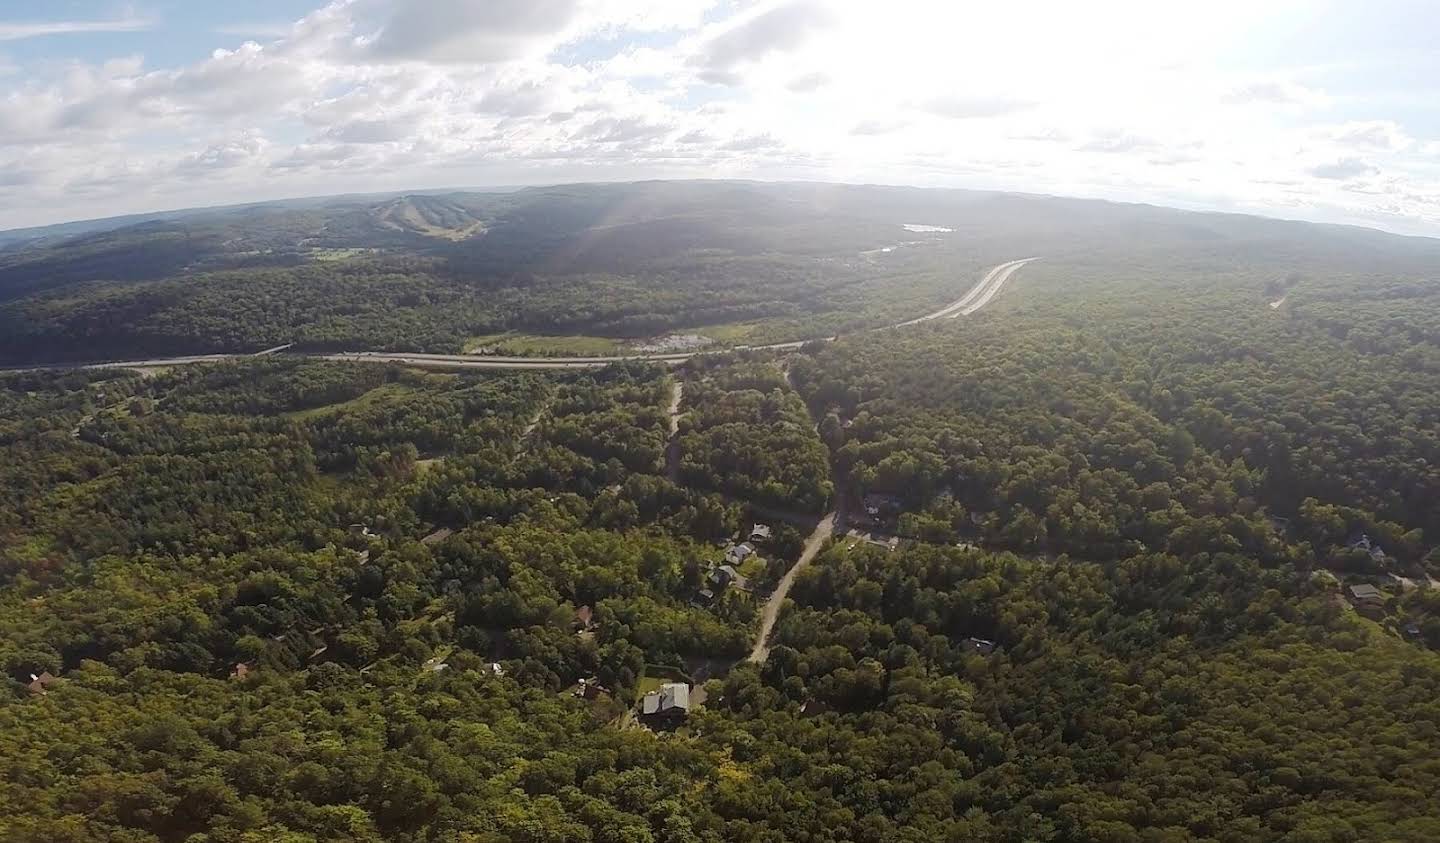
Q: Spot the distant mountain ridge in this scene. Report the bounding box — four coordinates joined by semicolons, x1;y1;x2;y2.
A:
2;179;1439;366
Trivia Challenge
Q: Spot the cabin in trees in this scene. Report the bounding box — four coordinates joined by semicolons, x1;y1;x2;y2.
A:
641;682;690;725
961;637;998;656
697;553;754;604
709;564;751;592
1347;533;1388;564
724;542;756;566
573;605;596;634
749;523;773;543
421;527;453;546
573;678;612;701
26;672;63;696
861;493;903;526
1348;583;1385;613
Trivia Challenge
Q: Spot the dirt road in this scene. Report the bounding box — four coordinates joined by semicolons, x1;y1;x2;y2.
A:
664;379;684;482
748;508;841;663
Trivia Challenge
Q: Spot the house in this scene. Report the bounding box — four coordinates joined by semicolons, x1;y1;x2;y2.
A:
229;662;252;681
961;637;998;656
862;493;902;520
749;523;773;543
1403;622;1423;639
573;605;596;633
724;543;755;565
799;698;832;718
488;663;505;676
641;682;690;721
1348;583;1385;607
573;678;612;701
1348;533;1388;563
26;671;63;696
421;527;454;546
709;564;752;593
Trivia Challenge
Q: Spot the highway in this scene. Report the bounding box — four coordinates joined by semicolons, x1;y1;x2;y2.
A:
897;257;1039;325
11;259;1038;373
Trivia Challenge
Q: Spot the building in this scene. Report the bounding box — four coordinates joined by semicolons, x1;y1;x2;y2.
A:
1348;533;1388;563
724;543;755;566
862;493;903;524
709;564;752;593
229;662;252;681
749;523;773;543
421;527;454;546
1348;583;1385;607
26;671;62;696
961;637;998;656
573;605;596;633
641;682;690;722
573;678;612;701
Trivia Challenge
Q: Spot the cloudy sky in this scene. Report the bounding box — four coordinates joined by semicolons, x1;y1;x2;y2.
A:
3;0;1440;234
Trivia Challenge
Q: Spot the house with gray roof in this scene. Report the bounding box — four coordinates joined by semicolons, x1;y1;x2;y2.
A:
641;682;691;723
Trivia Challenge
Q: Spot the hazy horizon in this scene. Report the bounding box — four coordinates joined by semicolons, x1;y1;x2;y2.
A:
4;1;1440;236
7;176;1440;245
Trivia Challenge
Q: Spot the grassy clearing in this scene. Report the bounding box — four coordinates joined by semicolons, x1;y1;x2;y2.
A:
697;322;765;344
286;382;417;420
464;333;628;356
634;676;665;703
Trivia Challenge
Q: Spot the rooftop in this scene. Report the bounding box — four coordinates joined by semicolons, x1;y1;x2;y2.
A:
642;682;690;716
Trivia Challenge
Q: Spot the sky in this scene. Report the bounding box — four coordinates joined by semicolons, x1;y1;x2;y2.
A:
3;0;1440;235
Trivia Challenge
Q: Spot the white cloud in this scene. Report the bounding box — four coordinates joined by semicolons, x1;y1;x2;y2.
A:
1326;120;1412;152
0;16;153;42
1309;157;1379;181
361;0;581;64
1;0;1439;235
850;118;907;137
688;1;833;85
1221;79;1328;108
920;95;1035;120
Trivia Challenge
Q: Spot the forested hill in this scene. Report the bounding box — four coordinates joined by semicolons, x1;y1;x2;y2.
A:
3;180;1439;365
2;181;1440;840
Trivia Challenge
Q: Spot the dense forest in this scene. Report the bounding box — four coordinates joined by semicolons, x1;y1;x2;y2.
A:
3;183;1440;841
9;180;1439;365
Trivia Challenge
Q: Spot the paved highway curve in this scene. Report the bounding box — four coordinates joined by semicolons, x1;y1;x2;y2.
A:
10;259;1038;373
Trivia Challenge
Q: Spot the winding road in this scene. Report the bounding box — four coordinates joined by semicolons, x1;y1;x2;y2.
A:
11;256;1040;664
8;259;1039;374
